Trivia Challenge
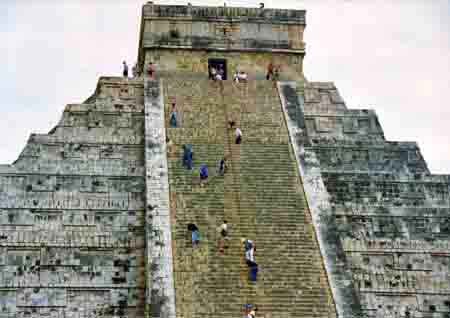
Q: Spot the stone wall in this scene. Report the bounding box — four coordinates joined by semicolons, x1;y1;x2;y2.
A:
137;3;306;82
144;79;176;318
0;77;147;318
144;49;303;82
163;76;335;318
139;3;305;52
279;80;450;318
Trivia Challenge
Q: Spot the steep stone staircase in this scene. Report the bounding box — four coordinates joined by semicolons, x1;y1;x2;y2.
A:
163;75;335;318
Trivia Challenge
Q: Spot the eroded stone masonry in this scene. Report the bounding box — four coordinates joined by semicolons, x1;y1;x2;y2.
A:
0;2;448;318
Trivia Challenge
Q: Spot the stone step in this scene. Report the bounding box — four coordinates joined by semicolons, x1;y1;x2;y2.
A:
165;78;333;318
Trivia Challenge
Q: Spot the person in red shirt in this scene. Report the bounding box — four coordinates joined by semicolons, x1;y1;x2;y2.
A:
147;62;156;79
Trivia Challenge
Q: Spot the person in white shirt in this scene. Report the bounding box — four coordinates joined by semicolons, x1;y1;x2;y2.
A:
238;71;248;82
210;66;217;80
249;307;258;318
234;70;240;83
241;238;255;263
217;220;229;254
235;127;242;144
219;220;229;239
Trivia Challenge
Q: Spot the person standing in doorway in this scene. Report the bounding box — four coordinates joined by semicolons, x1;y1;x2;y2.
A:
210;66;217;80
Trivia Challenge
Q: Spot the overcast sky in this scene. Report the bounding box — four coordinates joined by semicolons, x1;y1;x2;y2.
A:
1;0;449;173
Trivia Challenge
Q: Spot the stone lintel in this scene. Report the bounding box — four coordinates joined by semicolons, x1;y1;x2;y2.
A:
142;3;306;25
141;44;305;54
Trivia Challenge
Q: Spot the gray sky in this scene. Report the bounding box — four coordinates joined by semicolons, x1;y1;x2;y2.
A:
1;0;449;173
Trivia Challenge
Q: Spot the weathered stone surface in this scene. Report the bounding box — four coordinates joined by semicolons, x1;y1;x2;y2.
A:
279;80;450;318
164;77;335;318
144;78;176;318
137;3;306;82
0;78;147;317
7;3;448;318
140;3;305;52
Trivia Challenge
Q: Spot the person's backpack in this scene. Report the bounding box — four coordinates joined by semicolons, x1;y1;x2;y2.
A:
244;240;253;251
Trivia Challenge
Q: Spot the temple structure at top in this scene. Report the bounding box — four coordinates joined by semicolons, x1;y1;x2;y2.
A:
137;1;306;80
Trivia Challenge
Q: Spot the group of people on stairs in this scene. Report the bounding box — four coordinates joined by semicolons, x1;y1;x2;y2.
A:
178;120;241;187
122;60;281;83
187;219;260;316
161;62;277;318
186;222;258;279
121;60;156;79
209;62;281;82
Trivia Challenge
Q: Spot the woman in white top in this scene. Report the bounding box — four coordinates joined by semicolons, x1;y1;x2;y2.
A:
217;220;229;253
235;127;242;144
238;71;248;82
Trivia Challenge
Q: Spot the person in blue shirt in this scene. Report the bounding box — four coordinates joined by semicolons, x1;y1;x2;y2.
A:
182;145;193;170
241;238;255;263
169;99;177;127
199;164;208;186
170;110;177;127
188;223;200;248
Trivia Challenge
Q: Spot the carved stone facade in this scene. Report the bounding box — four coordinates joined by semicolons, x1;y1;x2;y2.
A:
279;81;450;318
138;2;305;81
0;78;148;317
3;3;448;318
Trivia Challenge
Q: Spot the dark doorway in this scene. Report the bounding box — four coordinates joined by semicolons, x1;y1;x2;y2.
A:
208;58;227;80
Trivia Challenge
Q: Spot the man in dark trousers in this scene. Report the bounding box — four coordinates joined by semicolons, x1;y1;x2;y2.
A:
122;61;129;78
